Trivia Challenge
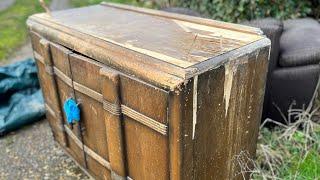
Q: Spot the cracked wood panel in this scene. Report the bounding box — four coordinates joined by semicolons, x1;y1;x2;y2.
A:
167;44;269;180
190;46;269;180
29;3;263;69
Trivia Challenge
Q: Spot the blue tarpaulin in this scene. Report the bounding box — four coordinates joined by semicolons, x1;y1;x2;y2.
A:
0;59;45;135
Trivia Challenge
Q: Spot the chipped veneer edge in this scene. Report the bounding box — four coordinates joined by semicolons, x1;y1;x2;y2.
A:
183;38;271;80
223;62;234;117
182;38;270;117
223;55;250;116
192;75;198;140
171;38;270;92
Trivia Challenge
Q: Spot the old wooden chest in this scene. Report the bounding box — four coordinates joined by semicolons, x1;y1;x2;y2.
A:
27;2;270;180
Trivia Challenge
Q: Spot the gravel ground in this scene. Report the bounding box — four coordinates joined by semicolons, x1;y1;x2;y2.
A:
0;0;90;179
0;120;89;179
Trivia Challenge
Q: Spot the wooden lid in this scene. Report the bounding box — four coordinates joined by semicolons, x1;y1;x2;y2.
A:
27;3;269;89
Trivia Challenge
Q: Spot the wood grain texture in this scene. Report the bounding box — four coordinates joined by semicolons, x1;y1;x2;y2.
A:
27;3;267;90
124;117;169;180
31;32;68;147
168;80;195;180
70;53;112;180
101;68;127;178
120;76;169;124
50;43;88;170
28;4;270;179
102;2;263;35
27;18;185;90
29;4;262;67
192;47;269;179
120;74;170;179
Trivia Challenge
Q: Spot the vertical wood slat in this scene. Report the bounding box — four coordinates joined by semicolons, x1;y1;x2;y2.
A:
50;43;91;170
100;68;127;179
33;35;68;147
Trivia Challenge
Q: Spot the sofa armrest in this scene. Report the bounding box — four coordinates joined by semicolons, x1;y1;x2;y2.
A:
241;18;283;120
242;18;283;73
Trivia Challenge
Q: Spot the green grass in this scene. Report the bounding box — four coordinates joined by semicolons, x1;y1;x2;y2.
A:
0;0;50;61
233;82;320;179
255;126;320;179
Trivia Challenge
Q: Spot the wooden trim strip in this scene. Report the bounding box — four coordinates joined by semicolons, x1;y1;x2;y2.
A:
64;125;112;170
121;105;168;135
45;103;55;118
53;67;73;87
103;100;121;116
57;139;131;180
46;103;129;179
45;103;64;132
73;81;103;102
34;51;45;64
34;51;54;75
39;62;168;135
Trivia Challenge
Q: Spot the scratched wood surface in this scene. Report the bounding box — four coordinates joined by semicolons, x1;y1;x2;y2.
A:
29;3;262;69
28;3;270;180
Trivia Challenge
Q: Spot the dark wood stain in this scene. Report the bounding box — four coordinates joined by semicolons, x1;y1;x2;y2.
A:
28;4;270;180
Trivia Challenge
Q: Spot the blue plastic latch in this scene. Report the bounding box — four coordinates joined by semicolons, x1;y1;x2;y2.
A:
63;98;80;124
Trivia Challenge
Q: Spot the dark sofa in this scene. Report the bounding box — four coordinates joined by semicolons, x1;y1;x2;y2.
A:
243;18;320;123
161;6;320;123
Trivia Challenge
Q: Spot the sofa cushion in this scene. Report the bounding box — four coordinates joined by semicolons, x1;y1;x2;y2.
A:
280;18;320;67
283;18;319;31
266;64;320;123
241;18;283;71
242;18;283;31
241;18;284;121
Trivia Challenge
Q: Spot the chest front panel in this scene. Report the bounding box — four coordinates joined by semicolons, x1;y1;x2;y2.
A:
31;31;170;180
